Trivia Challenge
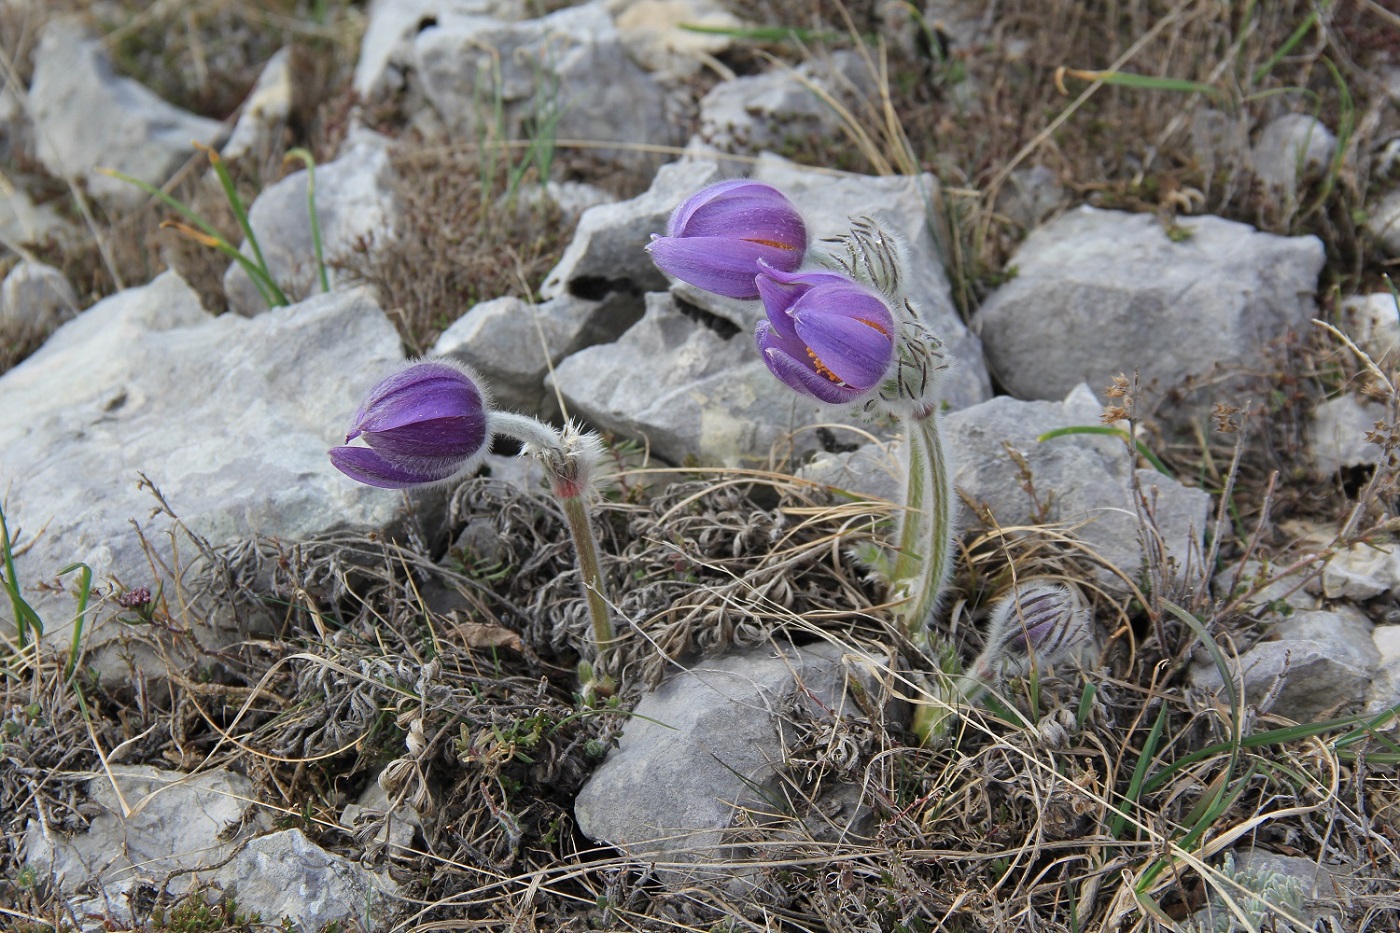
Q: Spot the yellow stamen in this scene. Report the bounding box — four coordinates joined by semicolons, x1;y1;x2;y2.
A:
858;317;889;335
745;237;799;251
806;347;844;384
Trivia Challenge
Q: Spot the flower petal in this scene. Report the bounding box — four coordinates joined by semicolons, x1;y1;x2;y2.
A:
329;445;465;489
759;343;865;405
648;235;801;299
790;285;895;390
354;362;485;437
666;179;760;237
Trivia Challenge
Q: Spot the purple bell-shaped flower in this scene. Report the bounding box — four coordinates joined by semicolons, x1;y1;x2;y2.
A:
646;180;807;300
754;264;896;405
330;360;491;489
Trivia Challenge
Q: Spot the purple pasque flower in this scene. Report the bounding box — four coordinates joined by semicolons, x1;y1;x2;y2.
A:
754;264;896;405
330;360;491;489
646;180;807;300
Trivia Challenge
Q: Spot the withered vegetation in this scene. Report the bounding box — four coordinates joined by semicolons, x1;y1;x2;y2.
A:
4;0;1400;931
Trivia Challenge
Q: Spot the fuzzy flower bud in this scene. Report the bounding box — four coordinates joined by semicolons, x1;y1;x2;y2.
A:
972;581;1092;683
330;360;491;489
754;264;896;404
646;180;807;299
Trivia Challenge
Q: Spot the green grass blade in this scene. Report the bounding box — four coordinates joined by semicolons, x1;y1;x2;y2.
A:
1036;425;1172;475
284;148;330;295
202;145;284;303
1059;68;1222;100
1251;9;1320;85
98;168;226;242
98;168;288;306
1109;702;1168;839
58;562;91;683
0;504;44;647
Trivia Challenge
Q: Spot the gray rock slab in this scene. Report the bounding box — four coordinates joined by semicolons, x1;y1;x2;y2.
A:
942;385;1212;597
413;2;676;171
541;158;722;300
1191;607;1380;721
222;46;294;162
549;290;862;467
353;0;527;101
972;206;1325;422
1212;559;1319;614
613;0;742;80
575;640;894;885
1309;394;1388;475
0;259;78;331
1366;656;1400;719
1366;188;1400;259
692;52;873;164
1320;542;1400;600
27;18;223;209
225;129;397;315
24;766;268;898
1340;291;1400;365
0;274;406;678
1252;113;1336;201
210;828;399;932
431;291;644;417
0;181;80;248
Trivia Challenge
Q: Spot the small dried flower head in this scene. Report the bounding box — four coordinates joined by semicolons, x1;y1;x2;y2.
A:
330;359;491;489
117;586;152;609
1212;402;1242;434
538;421;607;499
754;264;896;405
646;180;807;300
973;580;1092;683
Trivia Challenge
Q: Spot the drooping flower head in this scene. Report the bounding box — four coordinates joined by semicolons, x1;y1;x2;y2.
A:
754;263;896;405
646;180;807;300
330;360;491;489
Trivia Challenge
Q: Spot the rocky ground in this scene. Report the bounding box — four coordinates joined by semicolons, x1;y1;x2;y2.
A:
3;0;1400;931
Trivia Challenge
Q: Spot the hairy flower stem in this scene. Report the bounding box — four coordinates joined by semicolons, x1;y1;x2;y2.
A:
491;413;616;697
887;407;957;745
891;406;955;656
559;493;617;697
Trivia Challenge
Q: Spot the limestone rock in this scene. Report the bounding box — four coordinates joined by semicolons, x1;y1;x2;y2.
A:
611;0;742;80
693;52;873;163
1340;291;1400;365
1252;113;1336;201
27;18;222;209
223;47;295;162
973;207;1325;423
225;129;397;315
0;260;79;331
1191;606;1380;721
942;385;1212;597
1309;393;1389;475
550;291;832;466
24;766;268;906
0;274;407;679
412;2;677;171
431;292;643;417
353;0;527;102
541;157;721;301
1321;542;1400;600
210;829;399;932
575;641;895;887
1366;188;1400;259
